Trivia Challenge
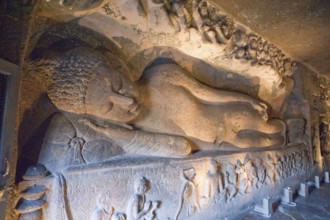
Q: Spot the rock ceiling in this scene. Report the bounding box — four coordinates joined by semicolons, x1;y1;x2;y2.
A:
212;0;330;77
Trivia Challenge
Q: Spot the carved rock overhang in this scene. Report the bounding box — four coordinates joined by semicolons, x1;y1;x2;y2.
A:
27;0;296;115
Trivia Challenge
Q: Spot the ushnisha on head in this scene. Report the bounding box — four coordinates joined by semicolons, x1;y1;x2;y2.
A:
47;48;140;123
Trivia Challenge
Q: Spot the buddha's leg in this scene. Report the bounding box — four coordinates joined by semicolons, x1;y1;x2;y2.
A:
230;114;285;134
223;117;285;148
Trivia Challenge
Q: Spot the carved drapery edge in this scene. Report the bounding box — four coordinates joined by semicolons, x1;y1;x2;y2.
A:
35;0;295;78
99;0;295;78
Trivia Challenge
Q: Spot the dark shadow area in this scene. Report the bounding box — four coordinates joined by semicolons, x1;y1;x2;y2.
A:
16;113;55;182
272;199;281;213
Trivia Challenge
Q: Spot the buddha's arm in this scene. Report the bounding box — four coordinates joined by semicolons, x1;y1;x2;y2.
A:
81;119;191;157
169;72;269;118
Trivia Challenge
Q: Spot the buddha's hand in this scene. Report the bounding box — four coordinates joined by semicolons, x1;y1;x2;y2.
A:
79;118;120;136
251;102;268;121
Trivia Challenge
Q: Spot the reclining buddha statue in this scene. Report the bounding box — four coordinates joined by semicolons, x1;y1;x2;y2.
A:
37;48;285;172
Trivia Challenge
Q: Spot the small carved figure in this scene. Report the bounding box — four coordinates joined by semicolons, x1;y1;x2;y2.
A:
162;0;190;33
255;158;266;188
292;152;299;176
204;160;224;198
194;0;234;44
228;29;293;76
70;137;86;165
281;155;288;179
244;155;257;193
265;155;275;185
227;30;248;58
224;162;237;202
91;191;114;220
236;160;247;194
175;168;199;220
287;154;293;176
127;177;159;220
292;153;297;175
320;123;328;153
274;154;283;181
297;151;304;175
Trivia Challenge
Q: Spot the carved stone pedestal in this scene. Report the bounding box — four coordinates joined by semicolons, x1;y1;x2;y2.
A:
281;187;296;206
325;172;330;183
315;176;320;188
253;197;273;218
298;183;309;197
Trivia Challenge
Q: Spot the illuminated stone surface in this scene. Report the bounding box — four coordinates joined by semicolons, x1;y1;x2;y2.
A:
1;1;330;220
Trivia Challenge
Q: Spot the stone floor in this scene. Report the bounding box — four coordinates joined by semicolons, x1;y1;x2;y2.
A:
235;182;330;220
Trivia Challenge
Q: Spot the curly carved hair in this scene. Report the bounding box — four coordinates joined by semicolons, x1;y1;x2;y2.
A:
46;48;106;114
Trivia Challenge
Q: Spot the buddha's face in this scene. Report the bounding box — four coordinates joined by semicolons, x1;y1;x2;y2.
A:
85;64;140;123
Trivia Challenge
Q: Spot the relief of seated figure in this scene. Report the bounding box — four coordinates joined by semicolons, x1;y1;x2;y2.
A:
38;48;285;172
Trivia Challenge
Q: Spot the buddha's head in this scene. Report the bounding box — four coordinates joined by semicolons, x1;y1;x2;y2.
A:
47;48;140;123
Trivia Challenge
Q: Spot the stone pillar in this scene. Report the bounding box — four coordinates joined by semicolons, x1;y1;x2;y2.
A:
281;187;296;206
315;176;320;188
325;172;330;183
254;197;273;217
298;183;309;197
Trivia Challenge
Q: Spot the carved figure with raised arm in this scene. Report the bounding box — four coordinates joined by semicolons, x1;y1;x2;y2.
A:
236;160;248;194
126;177;159;220
265;155;276;185
255;158;266;188
224;162;237;202
244;155;257;193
